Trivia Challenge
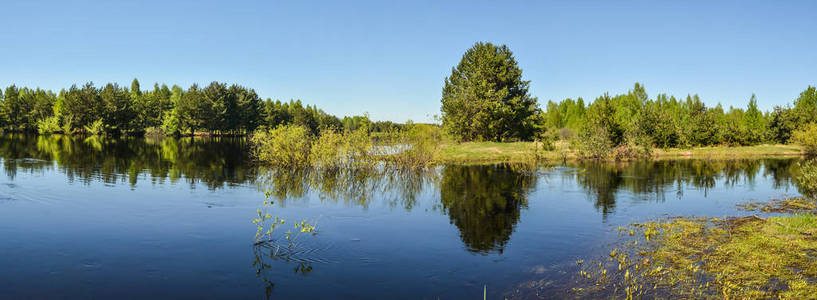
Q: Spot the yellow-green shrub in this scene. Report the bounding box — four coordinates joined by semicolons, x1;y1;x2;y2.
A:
251;125;312;167
309;130;346;170
793;123;817;156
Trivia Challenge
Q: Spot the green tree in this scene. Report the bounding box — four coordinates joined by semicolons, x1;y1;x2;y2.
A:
440;42;540;141
743;94;766;145
100;83;136;133
793;86;817;128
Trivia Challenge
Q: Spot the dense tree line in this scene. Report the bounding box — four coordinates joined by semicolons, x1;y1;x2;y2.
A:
441;42;815;150
0;79;399;136
543;83;817;149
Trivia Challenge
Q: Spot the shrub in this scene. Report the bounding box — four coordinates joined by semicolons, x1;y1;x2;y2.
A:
37;116;61;134
251;125;312;167
144;126;165;137
575;125;612;159
83;119;106;135
383;124;442;168
793;123;817;157
797;160;817;199
613;131;652;161
309;130;347;170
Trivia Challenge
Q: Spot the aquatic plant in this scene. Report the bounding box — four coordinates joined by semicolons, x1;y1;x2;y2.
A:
573;215;817;298
253;189;317;256
738;196;817;213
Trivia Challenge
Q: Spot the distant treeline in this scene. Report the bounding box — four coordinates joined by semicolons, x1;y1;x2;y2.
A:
0;79;403;136
543;83;817;147
441;42;816;153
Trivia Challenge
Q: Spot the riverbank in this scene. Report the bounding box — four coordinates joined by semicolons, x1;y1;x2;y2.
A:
437;142;803;164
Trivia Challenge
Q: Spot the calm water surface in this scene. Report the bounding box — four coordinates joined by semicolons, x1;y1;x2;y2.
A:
0;135;806;299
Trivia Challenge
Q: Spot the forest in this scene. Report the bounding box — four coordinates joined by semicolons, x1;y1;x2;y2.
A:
438;42;816;158
1;68;815;158
542;83;817;148
0;79;401;136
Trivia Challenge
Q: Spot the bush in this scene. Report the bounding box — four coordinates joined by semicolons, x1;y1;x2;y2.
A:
144;126;165;137
251;125;312;167
309;130;347;170
793;123;817;157
796;160;817;199
37;116;61;134
575;125;612;159
83;119;106;135
613;131;652;161
381;124;442;168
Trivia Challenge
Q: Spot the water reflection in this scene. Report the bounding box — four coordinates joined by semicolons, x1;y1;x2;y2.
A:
252;244;314;300
256;167;439;210
570;159;797;218
440;164;536;253
1;134;813;298
0;134;254;189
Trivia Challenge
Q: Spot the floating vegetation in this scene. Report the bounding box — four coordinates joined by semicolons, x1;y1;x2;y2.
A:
738;196;817;213
569;214;817;299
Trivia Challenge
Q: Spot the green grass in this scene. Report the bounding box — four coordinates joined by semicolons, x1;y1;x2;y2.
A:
652;144;802;159
438;142;803;164
438;141;548;163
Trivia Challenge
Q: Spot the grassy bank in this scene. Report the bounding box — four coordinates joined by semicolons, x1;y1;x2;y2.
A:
438;142;803;164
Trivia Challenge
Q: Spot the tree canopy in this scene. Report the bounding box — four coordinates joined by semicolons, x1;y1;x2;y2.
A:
441;42;540;142
0;80;398;136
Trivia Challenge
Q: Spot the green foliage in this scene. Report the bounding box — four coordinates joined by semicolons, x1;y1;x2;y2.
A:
793;86;817;128
83;119;106;136
382;123;442;168
793;123;817;157
575;124;613;159
160;111;182;136
308;129;348;170
253;189;317;251
768;106;797;143
1;80;342;136
796;160;817;198
440;42;540;142
36;116;61;134
743;94;767;145
251;125;313;167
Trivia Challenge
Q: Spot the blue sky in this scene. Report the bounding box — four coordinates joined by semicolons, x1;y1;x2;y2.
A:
2;0;815;122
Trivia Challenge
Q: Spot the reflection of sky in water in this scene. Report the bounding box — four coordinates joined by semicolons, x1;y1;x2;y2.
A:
0;135;806;299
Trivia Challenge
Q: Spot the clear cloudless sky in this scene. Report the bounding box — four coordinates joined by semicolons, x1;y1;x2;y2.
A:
2;0;816;122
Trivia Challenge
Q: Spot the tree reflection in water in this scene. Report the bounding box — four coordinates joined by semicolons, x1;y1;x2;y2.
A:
0;133;254;189
440;164;537;254
571;159;797;219
252;243;314;300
